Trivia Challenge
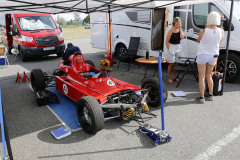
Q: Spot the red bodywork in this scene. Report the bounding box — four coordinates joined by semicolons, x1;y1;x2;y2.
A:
56;55;142;104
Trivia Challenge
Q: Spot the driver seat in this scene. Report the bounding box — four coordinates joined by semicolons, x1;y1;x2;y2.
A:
73;55;88;72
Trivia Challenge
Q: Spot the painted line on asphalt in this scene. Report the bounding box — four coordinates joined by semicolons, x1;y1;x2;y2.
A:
194;125;240;160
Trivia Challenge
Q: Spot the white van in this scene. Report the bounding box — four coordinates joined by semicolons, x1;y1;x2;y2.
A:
91;1;240;82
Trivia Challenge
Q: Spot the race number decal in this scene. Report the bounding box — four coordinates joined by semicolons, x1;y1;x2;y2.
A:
107;79;115;86
63;84;68;94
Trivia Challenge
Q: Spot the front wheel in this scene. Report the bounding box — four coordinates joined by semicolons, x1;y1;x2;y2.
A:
19;48;27;62
76;96;104;134
56;52;64;57
141;78;168;107
218;54;240;83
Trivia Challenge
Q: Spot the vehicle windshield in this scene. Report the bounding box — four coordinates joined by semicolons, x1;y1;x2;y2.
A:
17;16;57;31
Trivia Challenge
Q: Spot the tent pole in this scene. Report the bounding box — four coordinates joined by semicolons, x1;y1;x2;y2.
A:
86;0;88;13
221;0;234;94
108;5;113;66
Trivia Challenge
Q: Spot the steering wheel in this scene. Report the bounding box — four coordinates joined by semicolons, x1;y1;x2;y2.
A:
74;52;82;56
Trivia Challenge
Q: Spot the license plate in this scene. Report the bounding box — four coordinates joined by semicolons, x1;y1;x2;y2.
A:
43;47;55;51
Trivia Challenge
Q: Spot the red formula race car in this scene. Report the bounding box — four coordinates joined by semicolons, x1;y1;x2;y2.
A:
30;53;168;134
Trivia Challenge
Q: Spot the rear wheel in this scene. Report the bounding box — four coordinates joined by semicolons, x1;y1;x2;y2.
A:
115;43;127;58
85;60;95;68
76;96;104;134
141;78;168;107
218;54;240;83
30;69;45;92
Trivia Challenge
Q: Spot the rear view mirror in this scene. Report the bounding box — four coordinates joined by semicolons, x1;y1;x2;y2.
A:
223;19;234;31
59;25;63;32
10;27;18;36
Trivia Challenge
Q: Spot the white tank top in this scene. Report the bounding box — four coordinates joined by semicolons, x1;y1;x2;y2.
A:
197;28;223;56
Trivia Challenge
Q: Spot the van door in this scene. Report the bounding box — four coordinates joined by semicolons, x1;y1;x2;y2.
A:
5;14;13;53
151;8;165;51
90;13;106;50
12;17;19;49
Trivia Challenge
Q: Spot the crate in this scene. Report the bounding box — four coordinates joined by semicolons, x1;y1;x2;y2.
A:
0;47;5;53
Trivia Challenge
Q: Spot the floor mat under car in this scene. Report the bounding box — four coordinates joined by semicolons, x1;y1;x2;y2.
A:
29;85;115;132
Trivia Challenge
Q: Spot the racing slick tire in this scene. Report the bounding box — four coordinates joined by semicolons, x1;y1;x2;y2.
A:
85;60;96;68
30;69;45;92
141;78;168;107
76;96;104;134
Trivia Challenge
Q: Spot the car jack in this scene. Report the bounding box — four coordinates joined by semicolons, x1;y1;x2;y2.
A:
139;123;172;144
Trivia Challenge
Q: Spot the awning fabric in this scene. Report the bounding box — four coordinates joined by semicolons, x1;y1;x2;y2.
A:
0;0;220;14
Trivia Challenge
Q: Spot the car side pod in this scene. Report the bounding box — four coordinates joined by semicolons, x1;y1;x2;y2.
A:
139;124;171;144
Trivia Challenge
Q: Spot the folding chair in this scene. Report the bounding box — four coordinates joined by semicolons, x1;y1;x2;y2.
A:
0;47;9;66
174;57;198;88
117;37;140;71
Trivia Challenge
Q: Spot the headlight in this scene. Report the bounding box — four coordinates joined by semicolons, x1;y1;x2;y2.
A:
19;35;33;42
58;33;64;40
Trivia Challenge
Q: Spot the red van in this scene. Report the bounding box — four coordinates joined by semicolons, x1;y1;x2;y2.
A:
0;13;65;61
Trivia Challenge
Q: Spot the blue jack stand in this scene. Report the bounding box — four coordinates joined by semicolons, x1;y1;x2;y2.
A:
139;56;172;144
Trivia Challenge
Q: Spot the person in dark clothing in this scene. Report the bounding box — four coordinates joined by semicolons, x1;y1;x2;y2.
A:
61;43;82;62
165;17;184;83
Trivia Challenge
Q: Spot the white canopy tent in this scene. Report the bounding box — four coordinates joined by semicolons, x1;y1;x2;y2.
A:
0;0;235;93
0;1;235;159
0;0;220;14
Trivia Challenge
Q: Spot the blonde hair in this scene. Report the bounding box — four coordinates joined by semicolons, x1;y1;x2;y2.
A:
172;17;181;26
207;11;221;25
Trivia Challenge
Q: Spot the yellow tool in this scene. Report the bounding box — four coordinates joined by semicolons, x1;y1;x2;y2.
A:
100;53;111;71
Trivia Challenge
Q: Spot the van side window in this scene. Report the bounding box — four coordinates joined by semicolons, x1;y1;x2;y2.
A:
193;3;208;29
126;11;150;24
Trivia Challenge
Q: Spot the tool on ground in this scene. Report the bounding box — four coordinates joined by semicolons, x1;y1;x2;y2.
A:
100;53;111;71
139;123;171;144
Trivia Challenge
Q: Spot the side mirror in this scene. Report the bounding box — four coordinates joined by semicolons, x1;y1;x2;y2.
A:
10;27;18;36
59;25;63;32
223;19;234;31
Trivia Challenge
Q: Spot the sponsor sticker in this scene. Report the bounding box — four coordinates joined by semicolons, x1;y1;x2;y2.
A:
63;84;68;94
107;79;115;86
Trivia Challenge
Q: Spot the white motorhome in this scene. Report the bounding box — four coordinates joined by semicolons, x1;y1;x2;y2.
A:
91;1;240;82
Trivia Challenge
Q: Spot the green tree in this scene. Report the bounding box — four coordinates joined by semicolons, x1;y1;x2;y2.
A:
84;14;90;24
74;13;81;22
56;15;67;27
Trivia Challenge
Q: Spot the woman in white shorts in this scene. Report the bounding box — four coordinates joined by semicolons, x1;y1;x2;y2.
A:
196;11;224;104
165;17;184;83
